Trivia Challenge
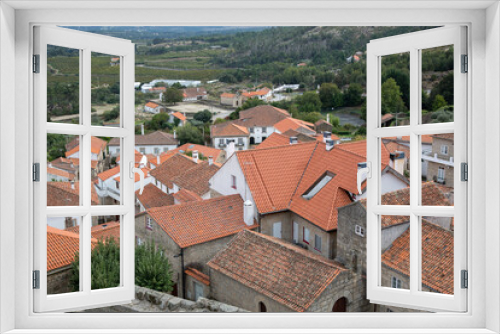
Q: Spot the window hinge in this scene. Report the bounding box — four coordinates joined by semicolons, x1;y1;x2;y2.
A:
33;163;40;182
33;270;40;289
33;54;40;73
461;162;468;181
461;54;468;73
461;270;468;289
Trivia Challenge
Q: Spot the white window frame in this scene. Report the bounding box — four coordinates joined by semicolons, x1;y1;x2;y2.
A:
1;2;497;334
441;144;449;155
367;26;467;312
292;221;299;243
314;234;322;251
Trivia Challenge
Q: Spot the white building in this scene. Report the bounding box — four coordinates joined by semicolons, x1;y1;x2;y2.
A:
211;123;250;152
108;131;179;157
144;101;164;114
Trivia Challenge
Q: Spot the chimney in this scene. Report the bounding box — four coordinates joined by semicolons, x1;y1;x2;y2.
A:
323;131;332;143
141;124;145;136
157;155;160;165
174;130;176;139
289;137;298;145
357;162;367;170
192;150;199;163
70;180;75;189
326;139;335;151
326;114;330;123
208;156;214;165
244;200;254;226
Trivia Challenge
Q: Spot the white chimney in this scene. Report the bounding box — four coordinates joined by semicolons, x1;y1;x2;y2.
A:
141;124;145;136
192;150;199;163
244;200;254;226
157;155;160;165
323;131;332;143
208;156;214;165
174;130;176;139
326;139;335;151
70;180;75;189
290;137;298;145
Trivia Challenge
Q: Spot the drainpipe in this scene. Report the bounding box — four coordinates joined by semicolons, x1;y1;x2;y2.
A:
174;248;186;298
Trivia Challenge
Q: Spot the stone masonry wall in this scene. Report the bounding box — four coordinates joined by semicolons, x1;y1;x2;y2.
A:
47;266;73;295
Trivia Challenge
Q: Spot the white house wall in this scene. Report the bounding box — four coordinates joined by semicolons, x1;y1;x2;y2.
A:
250;126;275;144
356;173;408;200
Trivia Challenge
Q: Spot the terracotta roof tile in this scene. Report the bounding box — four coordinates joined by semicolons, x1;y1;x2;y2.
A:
220;92;235;98
146;195;257;248
109;131;178;146
149;154;197;189
432;133;454;141
171;161;220;196
172;143;223;160
274;118;315;134
241;87;271;98
382;220;454;294
173;188;203;203
135;184;174;210
208;230;346;312
145;101;160;109
47;167;74;180
147;151;177;167
65;136;107;157
384;140;411;160
211;122;249;137
238;105;290;127
47;182;99;206
47;226;97;272
385;135;433;145
171;112;186;121
97;166;121;182
183;87;207;99
66;221;121;242
185;267;210;286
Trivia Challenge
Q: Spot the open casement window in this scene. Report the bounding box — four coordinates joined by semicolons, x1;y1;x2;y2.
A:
33;26;135;312
366;26;467;312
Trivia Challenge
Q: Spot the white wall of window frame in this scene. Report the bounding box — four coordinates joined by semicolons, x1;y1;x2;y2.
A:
0;1;498;333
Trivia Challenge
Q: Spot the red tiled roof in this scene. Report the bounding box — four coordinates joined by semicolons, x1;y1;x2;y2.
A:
47;226;97;272
172;143;222;160
145;101;160;109
274;117;314;134
173;188;203;203
384;140;410;160
149;154;198;189
65;136;107;158
432;133;454;141
183;87;207;99
208;230;346;312
116;150;145;164
47;182;99;206
136;184;174;210
238;105;290;127
211;122;249;137
66;222;121;242
220;92;235;98
147;151;177;166
109;131;178;146
241;87;271;98
115;167;150;183
171;112;186;121
171;161;220;196
146;194;257;248
47;167;74;180
185;267;210;286
256;133;291;149
97;166;121;182
385;135;433;145
382;220;454;294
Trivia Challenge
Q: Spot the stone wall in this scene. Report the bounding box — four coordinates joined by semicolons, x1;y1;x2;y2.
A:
47;266;73;295
82;286;248;313
337;202;367;275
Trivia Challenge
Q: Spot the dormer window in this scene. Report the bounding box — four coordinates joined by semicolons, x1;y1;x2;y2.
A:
302;171;335;200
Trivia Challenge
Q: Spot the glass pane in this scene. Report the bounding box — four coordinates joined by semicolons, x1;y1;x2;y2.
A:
421;45;454;124
93;136;119;205
47;45;80;124
420;217;454;295
47;134;81;206
91;216;121;290
91;52;121;126
381;137;410;203
421;133;454;206
47;217;82;294
380;52;410;127
381;215;410;290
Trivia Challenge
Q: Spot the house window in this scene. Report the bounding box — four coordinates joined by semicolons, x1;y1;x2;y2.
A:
238;138;243;145
391;276;402;289
355;225;365;237
292;221;299;243
146;217;153;230
140;147;145;154
303;227;310;244
137;237;143;246
250;127;254;133
163;147;168;153
154;147;160;154
231;175;237;189
441;145;449;155
438;167;445;183
314;234;322;251
262;127;267;133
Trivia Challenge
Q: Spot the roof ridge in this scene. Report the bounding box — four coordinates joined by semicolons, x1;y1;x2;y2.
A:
148;193;241;213
288;142;319;208
238;140;316;155
249;152;276;210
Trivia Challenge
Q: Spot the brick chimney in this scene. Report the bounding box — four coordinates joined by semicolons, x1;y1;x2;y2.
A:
244;200;254;226
192;150;199;163
326;139;335;151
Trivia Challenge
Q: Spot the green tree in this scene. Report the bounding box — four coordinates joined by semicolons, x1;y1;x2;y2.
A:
214;118;228;125
102;106;120;121
319;83;343;109
176;123;204;145
135;242;174;293
147;113;172;131
171;82;185;89
193;109;212;123
70;237;120;291
343;83;364;107
47;133;69;161
298;112;323;124
432;94;447;111
162;87;183;105
381;78;406;115
296;91;322;113
330;114;340;129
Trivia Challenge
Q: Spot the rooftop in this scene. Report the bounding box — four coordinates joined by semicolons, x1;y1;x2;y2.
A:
172;161;220;196
173;188;203;204
208;230;346;312
109;131;178;146
135;184;175;210
47;226;97;272
211;122;249;138
47;181;99;206
66;221;121;242
65;136;108;158
149;154;198;189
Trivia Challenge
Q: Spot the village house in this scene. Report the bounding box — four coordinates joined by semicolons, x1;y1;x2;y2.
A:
422;134;454;187
65;136;108;175
257;131;341;149
47;166;75;182
210;123;250;152
48;157;79;181
182;87;208;102
170;143;225;163
47;181;99;229
168;111;187;126
209;139;408;261
220;92;238;107
135;194;258;300
208;230;369;312
109;131;178;157
220;88;273;107
273;117;316;136
143;101;165;114
149;153;198;194
135;183;175;214
171;156;220;199
47;227;98;295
